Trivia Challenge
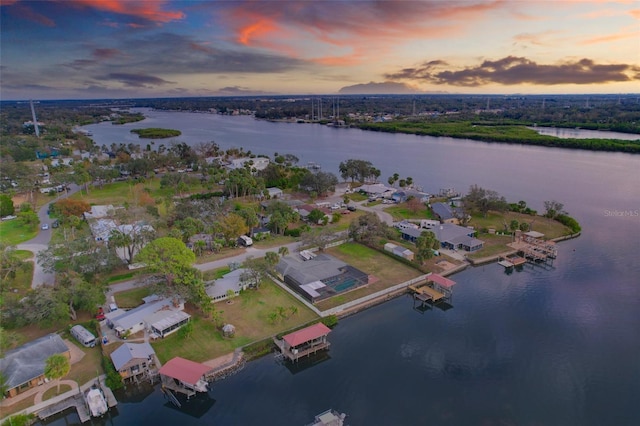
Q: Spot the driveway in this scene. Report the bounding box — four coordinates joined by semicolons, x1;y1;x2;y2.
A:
16;184;80;288
353;200;395;226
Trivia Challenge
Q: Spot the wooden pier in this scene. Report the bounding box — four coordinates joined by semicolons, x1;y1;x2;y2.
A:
37;393;90;423
409;284;445;303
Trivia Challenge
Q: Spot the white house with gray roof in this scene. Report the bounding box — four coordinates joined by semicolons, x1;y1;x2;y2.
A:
106;295;188;339
205;268;250;303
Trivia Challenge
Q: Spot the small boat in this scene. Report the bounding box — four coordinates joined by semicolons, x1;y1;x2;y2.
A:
85;386;108;417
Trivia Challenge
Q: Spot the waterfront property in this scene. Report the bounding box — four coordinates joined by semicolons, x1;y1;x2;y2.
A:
400;223;484;252
159;357;212;398
105;295;190;339
275;252;369;303
430;202;464;224
110;342;157;383
0;334;71;398
205;268;250;303
273;322;332;362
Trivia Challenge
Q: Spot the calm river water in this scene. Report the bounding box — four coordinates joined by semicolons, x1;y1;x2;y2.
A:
45;110;640;425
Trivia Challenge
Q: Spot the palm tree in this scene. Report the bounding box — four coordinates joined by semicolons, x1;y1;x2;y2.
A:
278;246;289;258
44;353;70;394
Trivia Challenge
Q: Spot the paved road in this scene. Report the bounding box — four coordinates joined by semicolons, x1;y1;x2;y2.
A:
16;184;80;288
353;200;395;226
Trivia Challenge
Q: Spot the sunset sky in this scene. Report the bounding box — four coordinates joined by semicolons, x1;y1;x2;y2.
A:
1;0;639;100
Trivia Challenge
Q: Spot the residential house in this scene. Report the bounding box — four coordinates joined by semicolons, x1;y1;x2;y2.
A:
359;183;394;199
227;157;270;171
431;202;465;224
275;253;369;303
296;204;333;224
110;342;156;383
266;187;284;199
106;295;189;339
205;268;250;303
392;189;431;204
83;205;116;221
0;334;70;398
399;223;484;252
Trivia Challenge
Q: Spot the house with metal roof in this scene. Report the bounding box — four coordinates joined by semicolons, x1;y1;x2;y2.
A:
399;223;484;252
275;253;369;303
106;296;188;339
0;334;70;398
205;268;249;303
110;342;156;383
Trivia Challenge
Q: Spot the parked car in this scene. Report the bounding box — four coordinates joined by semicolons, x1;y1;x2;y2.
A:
95;307;105;321
41;223;49;230
347;205;357;212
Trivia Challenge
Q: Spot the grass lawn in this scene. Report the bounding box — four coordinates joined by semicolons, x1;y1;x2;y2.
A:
151;279;318;363
466;234;514;260
327;210;365;232
70;178;210;207
0;220;38;245
2;262;34;299
386;204;434;220
0;394;35;416
113;286;152;308
347;192;368;202
42;384;73;401
202;266;231;282
195;247;245;264
468;211;571;239
315;242;423;311
252;234;296;249
64;340;105;385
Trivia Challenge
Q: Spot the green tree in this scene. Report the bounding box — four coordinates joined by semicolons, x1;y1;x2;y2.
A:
1;243;29;282
416;231;439;263
240;256;268;289
0;194;14;217
509;219;519;232
348;212;391;245
135;237;195;287
17;210;39;228
307;208;326;224
275;246;288;259
264;251;280;269
44;353;70;394
218;213;249;244
543;200;565;219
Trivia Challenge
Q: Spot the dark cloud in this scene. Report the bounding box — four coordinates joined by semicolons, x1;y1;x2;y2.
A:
338;81;420;95
101;73;174;88
92;48;120;59
385;56;640;86
88;32;306;75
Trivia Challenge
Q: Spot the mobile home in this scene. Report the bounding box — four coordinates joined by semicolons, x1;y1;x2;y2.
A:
70;325;97;348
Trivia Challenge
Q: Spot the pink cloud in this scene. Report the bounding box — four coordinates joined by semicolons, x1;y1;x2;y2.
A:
219;1;503;65
72;0;184;23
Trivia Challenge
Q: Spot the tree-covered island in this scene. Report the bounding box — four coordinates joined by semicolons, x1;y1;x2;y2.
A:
130;128;182;138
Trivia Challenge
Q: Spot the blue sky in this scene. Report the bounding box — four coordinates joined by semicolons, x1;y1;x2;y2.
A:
1;0;639;100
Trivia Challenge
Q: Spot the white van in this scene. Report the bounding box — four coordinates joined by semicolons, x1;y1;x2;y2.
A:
238;235;253;247
70;325;97;348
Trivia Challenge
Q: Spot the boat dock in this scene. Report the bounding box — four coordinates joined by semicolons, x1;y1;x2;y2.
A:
408;284;445;304
37;393;90;423
36;380;117;423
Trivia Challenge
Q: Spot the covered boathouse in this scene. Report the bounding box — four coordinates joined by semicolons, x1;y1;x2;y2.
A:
159;357;212;398
274;323;331;362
